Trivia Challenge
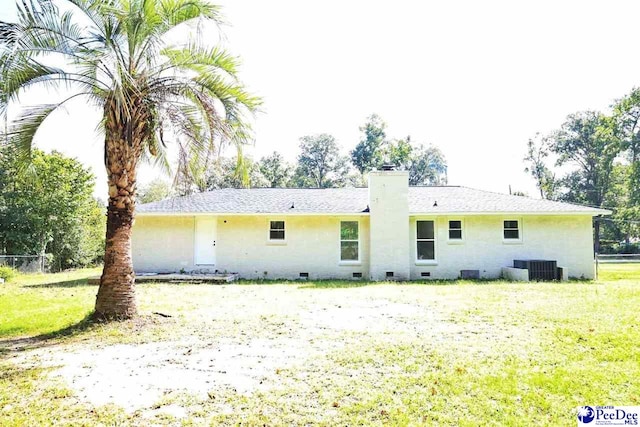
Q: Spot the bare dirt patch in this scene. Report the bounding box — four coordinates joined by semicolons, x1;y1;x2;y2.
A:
18;338;305;412
5;284;541;419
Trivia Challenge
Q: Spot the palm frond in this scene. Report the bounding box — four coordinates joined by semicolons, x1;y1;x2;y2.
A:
7;103;61;167
14;2;89;54
3;0;260;193
1;60;104;113
160;44;239;78
233;145;250;188
133;0;223;69
7;93;91;163
158;0;222;28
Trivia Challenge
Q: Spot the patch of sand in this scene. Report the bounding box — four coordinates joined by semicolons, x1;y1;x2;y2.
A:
17;337;308;412
6;285;540;418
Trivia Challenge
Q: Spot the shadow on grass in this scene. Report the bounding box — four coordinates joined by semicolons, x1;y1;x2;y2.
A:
298;281;371;289
26;278;97;288
0;359;43;381
299;279;518;288
235;278;374;288
234;279;497;288
0;313;96;356
297;278;588;288
35;277;590;289
35;278;513;288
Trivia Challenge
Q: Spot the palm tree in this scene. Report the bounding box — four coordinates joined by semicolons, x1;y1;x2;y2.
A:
0;0;260;318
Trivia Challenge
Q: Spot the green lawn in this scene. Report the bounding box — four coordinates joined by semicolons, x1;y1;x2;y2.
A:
597;261;640;282
0;267;101;338
0;264;638;426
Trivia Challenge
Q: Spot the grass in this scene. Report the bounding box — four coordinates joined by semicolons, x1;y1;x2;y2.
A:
0;364;129;426
597;261;640;282
0;264;638;425
0;267;100;338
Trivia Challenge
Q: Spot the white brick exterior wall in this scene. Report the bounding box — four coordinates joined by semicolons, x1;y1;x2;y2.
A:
131;215;196;273
408;215;594;280
133;215;371;280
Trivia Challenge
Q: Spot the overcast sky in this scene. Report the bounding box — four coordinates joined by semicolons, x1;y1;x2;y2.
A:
2;0;640;198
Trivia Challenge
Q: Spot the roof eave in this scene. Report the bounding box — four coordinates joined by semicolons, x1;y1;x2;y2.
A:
409;210;611;216
136;211;369;216
137;209;611;217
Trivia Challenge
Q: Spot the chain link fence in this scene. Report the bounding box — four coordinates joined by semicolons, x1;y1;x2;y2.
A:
0;255;48;273
596;254;640;263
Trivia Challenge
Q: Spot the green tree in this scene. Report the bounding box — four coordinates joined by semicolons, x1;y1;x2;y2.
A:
258;152;293;188
548;111;621;253
383;137;448;186
385;137;413;166
348;115;448;186
523;133;557;199
205;156;267;189
350;114;386;173
602;164;640;248
613;88;640;205
550;111;619;207
0;0;259;318
293;134;351;188
138;179;172;204
0;148;105;270
47;198;106;271
406;144;447;186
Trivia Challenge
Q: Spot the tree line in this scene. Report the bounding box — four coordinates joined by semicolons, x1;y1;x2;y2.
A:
524;87;640;253
0;147;105;270
139;114;448;202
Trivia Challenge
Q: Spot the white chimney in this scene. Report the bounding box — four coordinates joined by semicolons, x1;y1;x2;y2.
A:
368;169;410;280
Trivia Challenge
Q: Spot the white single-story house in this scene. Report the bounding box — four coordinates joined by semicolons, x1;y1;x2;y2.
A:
133;170;610;280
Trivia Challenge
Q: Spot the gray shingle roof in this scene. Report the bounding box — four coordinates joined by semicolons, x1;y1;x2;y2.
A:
137;186;610;215
138;188;369;214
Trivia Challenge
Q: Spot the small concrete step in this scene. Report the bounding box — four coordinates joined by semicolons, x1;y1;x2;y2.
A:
87;273;238;285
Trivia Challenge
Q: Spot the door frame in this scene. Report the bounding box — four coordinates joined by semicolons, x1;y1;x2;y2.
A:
194;216;217;266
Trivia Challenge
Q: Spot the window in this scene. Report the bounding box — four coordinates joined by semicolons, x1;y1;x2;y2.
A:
416;220;435;260
269;220;285;240
340;221;359;261
448;220;462;240
503;220;520;240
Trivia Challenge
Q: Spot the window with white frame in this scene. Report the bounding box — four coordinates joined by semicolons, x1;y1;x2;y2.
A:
503;220;520;240
448;220;463;240
416;220;435;260
340;221;359;261
269;220;285;241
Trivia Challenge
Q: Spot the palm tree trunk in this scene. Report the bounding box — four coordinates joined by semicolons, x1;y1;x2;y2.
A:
94;193;137;318
94;106;143;319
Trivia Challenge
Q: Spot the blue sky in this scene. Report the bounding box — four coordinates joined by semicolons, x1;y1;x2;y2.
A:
2;0;640;198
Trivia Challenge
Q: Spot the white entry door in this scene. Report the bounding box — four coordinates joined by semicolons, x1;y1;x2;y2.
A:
195;217;217;265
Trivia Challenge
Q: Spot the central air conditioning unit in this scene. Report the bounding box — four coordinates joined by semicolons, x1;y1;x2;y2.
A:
513;260;559;281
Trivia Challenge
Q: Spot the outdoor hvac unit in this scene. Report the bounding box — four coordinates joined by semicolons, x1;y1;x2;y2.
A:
513;260;559;281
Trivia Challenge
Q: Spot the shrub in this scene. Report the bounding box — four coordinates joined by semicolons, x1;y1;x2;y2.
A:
0;266;17;282
600;242;640;254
